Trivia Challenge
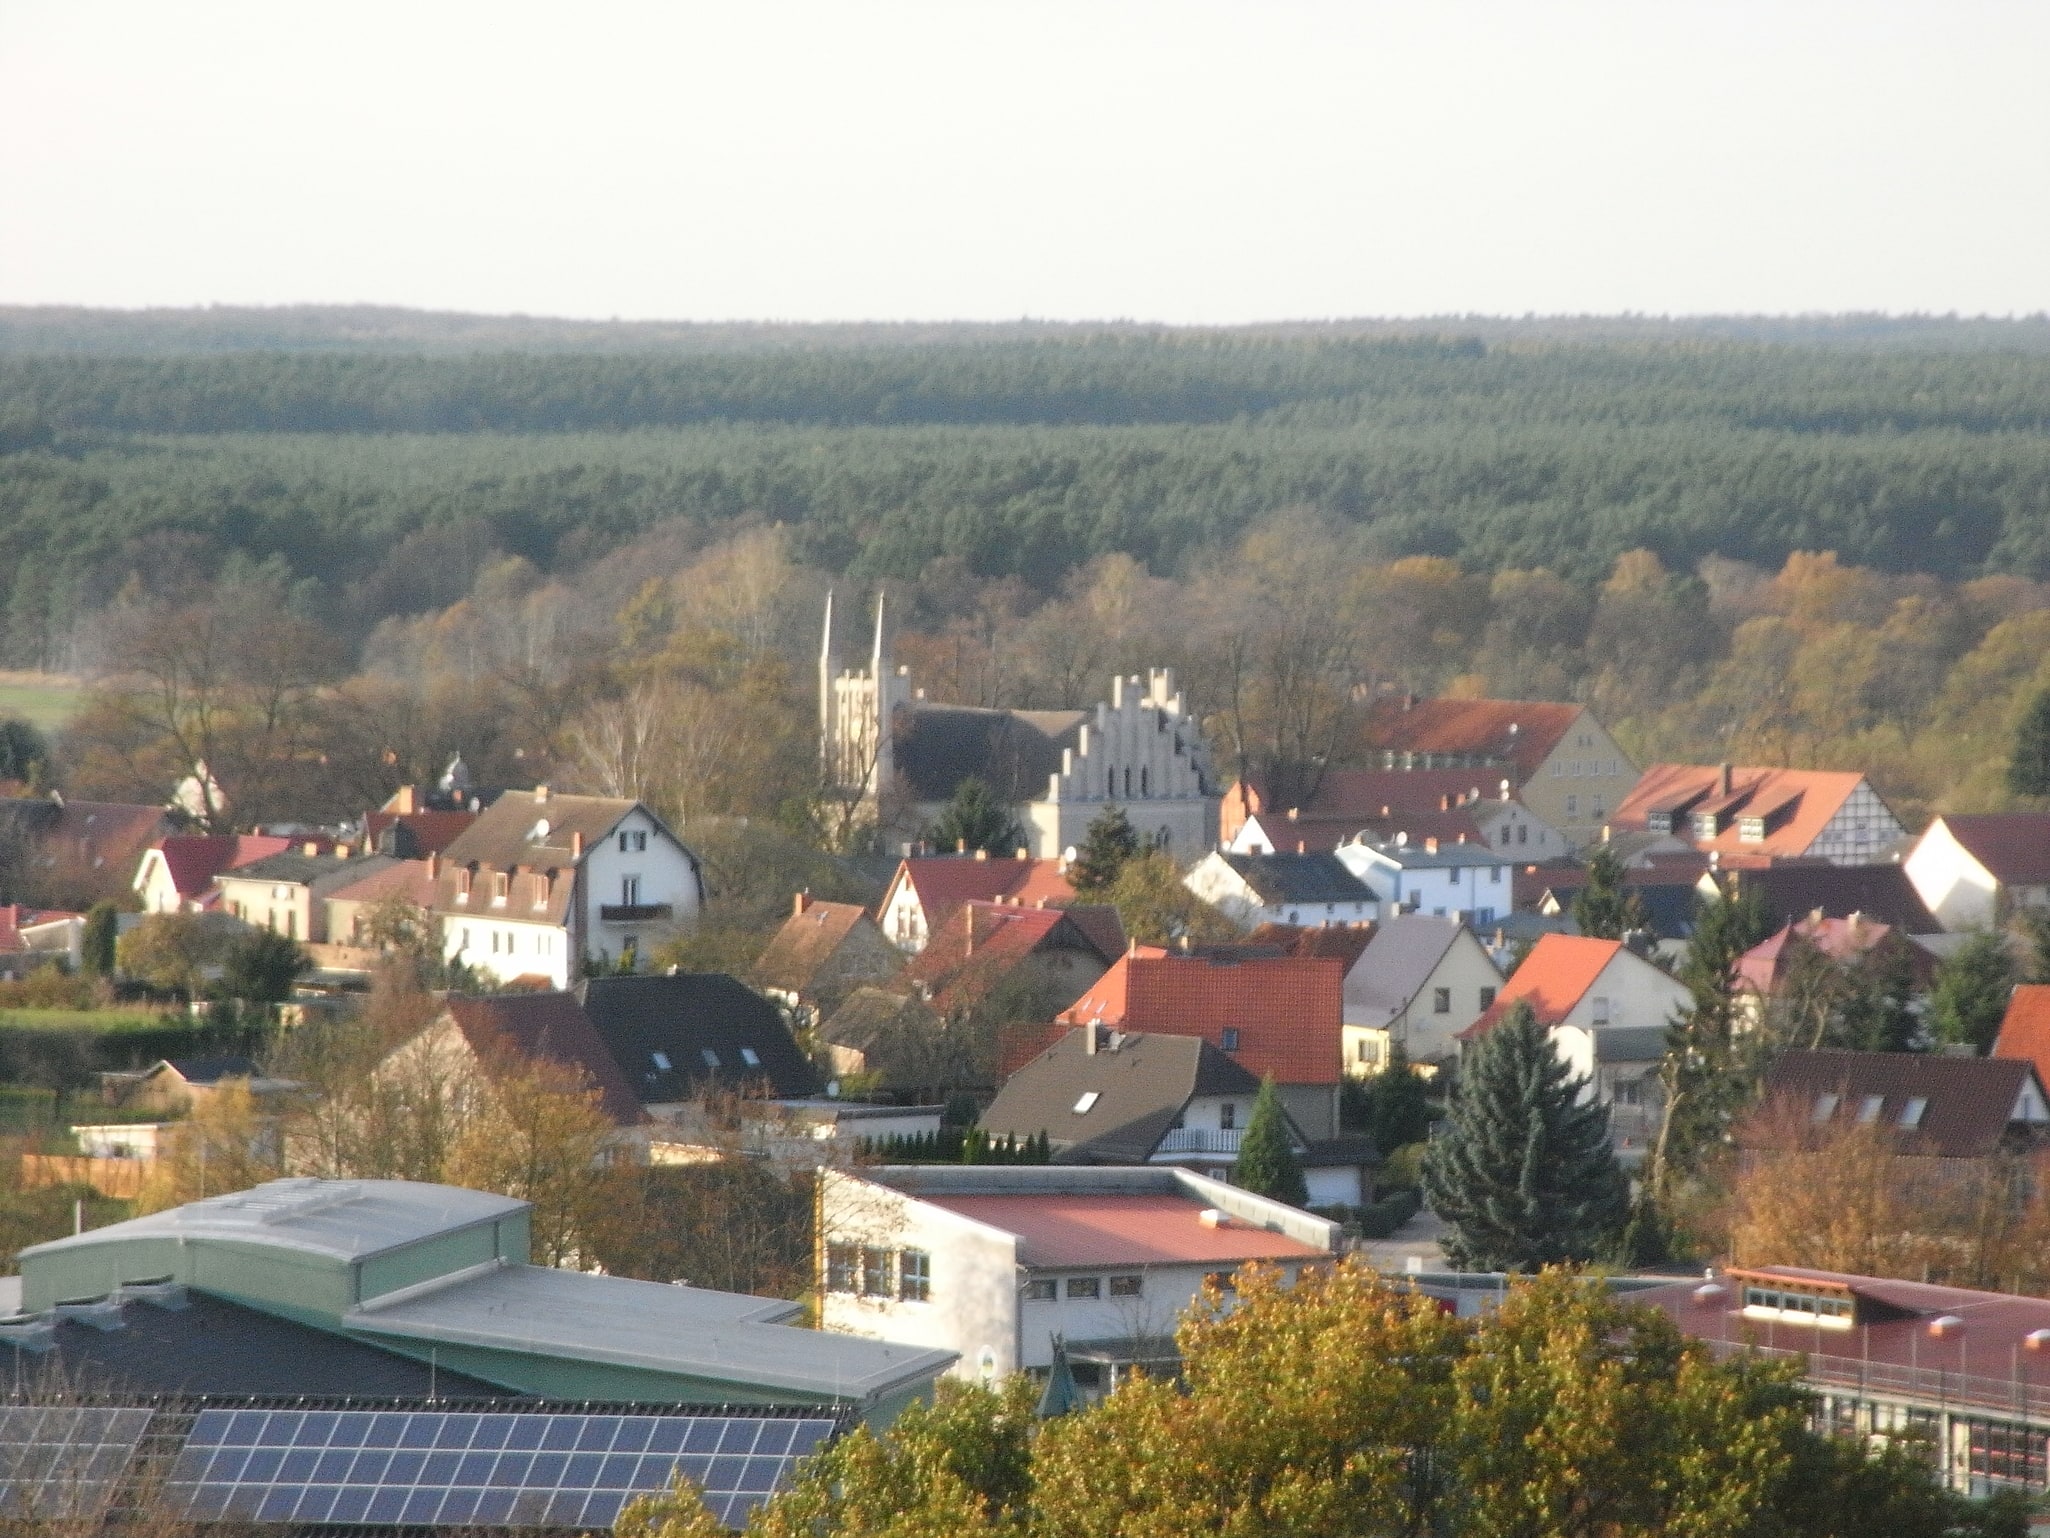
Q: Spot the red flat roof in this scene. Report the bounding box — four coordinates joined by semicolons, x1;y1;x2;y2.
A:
923;1192;1328;1269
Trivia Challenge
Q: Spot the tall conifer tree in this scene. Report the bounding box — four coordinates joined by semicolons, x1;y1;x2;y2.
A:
1422;1003;1628;1269
1233;1076;1308;1208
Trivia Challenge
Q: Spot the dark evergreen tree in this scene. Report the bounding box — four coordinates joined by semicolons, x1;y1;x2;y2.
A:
1651;889;1772;1196
927;777;1023;858
1421;1002;1629;1270
1069;804;1139;895
220;928;309;1004
80;901;118;980
1366;1043;1433;1156
1929;929;2018;1053
1572;844;1646;941
1233;1076;1308;1208
0;719;46;787
2011;686;2050;798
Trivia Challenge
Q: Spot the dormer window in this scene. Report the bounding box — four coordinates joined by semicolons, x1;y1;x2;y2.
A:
1221;1027;1241;1052
455;869;472;904
533;874;551;910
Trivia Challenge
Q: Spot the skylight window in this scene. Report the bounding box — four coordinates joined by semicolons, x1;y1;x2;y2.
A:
1899;1097;1929;1129
740;1047;761;1067
1812;1093;1839;1122
701;1049;721;1069
1073;1092;1100;1115
1856;1094;1885;1125
650;1051;672;1072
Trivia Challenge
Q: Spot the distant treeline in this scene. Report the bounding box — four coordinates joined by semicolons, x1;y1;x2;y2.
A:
7;337;2050;665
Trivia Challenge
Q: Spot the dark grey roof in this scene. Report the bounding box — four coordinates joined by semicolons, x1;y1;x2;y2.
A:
1219;852;1375;906
222;850;393;892
890;706;1085;804
162;1057;261;1085
577;974;822;1102
0;1290;513;1399
980;1028;1264;1162
1720;863;1943;935
1350;916;1481;1020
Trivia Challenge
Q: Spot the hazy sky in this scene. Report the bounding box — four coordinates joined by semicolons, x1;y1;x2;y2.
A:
4;0;2046;323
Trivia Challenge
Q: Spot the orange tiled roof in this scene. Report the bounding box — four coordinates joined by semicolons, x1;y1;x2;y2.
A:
1059;952;1342;1086
1613;765;1878;861
1462;934;1623;1039
892;856;1075;919
1994;984;2050;1092
1360;698;1585;783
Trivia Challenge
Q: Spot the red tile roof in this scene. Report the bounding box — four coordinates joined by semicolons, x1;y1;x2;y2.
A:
1360;697;1585;784
922;1192;1328;1268
904;903;1109;1015
441;991;643;1126
152;835;294;901
887;856;1076;925
1735;914;1901;996
1993;984;2050;1092
1058;952;1342;1085
364;809;479;858
0;905;78;953
1613;765;1882;862
1462;934;1623;1038
1931;813;2050;887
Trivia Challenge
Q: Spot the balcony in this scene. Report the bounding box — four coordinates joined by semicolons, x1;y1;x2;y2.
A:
1154;1128;1243;1155
599;903;673;923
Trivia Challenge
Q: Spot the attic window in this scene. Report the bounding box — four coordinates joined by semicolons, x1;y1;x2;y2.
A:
1812;1093;1840;1122
701;1049;721;1069
1899;1097;1929;1129
1856;1094;1885;1125
740;1047;761;1067
651;1051;672;1072
1073;1092;1100;1115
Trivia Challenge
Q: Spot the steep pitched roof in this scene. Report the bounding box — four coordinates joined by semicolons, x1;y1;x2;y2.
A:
1049;902;1127;961
150;834;293;900
980;1028;1264;1162
1930;813;2050;887
891;705;1085;804
323;855;437;909
1993;985;2050;1092
1360;697;1585;782
1246;922;1378;971
440;990;644;1125
1057;953;1343;1086
1349;915;1484;1022
1735;914;1902;996
1464;934;1624;1036
577;973;823;1102
1614;765;1882;861
1756;1049;2047;1160
749;898;895;997
363;808;479;858
0;797;172;877
1215;851;1376;906
888;855;1076;922
1717;861;1942;935
904;902;1111;1016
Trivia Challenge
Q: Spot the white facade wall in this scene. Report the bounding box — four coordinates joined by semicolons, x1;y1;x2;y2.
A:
1029;671;1217;865
1808;782;1910;866
443;916;573;989
1552;951;1692;1034
1342;930;1503;1074
877;875;932;953
1182;853;1378;930
1904;819;2026;933
576;805;703;969
1336;845;1514;924
133;851;185;915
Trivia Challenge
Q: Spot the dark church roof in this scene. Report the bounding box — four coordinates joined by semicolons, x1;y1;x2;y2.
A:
890;706;1086;804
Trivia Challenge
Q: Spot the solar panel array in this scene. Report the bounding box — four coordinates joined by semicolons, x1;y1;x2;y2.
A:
164;1407;836;1529
0;1405;154;1520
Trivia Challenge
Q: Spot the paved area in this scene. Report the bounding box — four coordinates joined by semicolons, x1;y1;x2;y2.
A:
1353;1207;1448;1274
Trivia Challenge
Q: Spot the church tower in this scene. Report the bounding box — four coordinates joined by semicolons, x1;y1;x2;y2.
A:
819;592;907;808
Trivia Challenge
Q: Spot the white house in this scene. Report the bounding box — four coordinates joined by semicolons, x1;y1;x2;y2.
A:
1340;915;1503;1074
1335;836;1514;924
1228;791;1566;865
1903;813;2050;933
433;789;704;988
818;1165;1339;1396
1182;851;1378;929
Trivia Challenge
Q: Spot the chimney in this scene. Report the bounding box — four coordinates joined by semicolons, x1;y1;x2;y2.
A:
427;852;440;878
1297;840;1306;854
1015;847;1029;860
1287;807;1299;822
1718;762;1733;796
303;841;320;858
973;847;988;861
964;905;975;956
1500;778;1511;799
1380;804;1390;818
534;785;550;804
1403;693;1417;711
1085;1022;1098;1054
1425;837;1439;854
1455;832;1466;844
1441;794;1453;811
1602;823;1612;843
394;785;416;815
794;891;811;918
571;830;585;858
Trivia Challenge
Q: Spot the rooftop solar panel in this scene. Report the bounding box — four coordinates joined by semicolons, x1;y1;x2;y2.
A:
0;1405;153;1520
164;1407;835;1529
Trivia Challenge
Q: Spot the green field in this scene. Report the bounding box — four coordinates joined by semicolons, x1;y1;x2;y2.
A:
0;1008;169;1034
0;674;83;734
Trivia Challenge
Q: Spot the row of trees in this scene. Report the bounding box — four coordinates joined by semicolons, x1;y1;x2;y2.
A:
623;1264;2027;1538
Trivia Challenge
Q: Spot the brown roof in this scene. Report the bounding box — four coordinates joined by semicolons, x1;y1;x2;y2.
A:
981;1028;1265;1162
440;991;643;1126
1359;697;1586;783
364;809;478;858
1930;813;2050;887
1245;922;1377;970
749;899;888;996
0;797;172;883
435;789;685;923
1716;861;1941;935
324;857;437;909
1753;1049;2046;1160
1049;902;1127;962
905;903;1112;1016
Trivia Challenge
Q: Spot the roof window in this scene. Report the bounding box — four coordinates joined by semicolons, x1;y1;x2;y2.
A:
1812;1092;1839;1122
650;1051;672;1072
1899;1097;1928;1129
701;1049;721;1069
1073;1092;1100;1115
1856;1094;1884;1124
740;1047;761;1067
1221;1028;1241;1052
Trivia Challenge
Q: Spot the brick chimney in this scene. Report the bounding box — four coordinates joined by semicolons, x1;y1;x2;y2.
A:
1425;837;1439;854
570;830;584;858
794;891;812;918
1718;762;1733;795
393;785;417;815
534;785;551;804
1287;807;1299;822
427;852;440;878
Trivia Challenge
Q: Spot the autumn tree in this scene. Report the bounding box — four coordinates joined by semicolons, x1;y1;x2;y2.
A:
135;1082;285;1213
2008;685;2050;798
1422;1003;1629;1270
1104;850;1239;947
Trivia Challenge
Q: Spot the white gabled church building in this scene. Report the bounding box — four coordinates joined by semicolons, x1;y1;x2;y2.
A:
820;594;1218;862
